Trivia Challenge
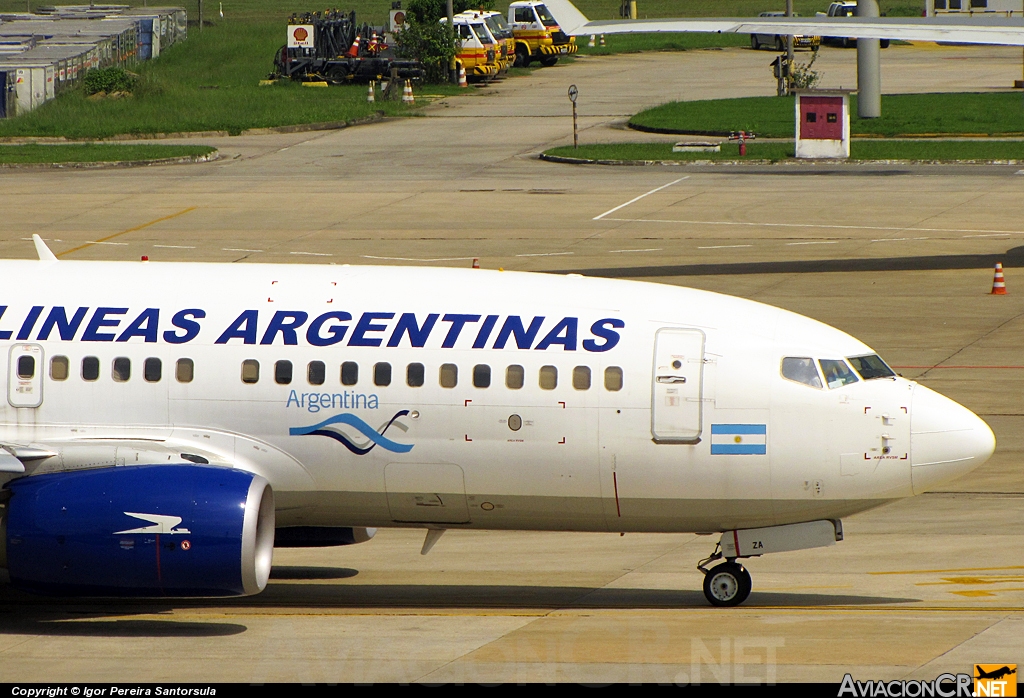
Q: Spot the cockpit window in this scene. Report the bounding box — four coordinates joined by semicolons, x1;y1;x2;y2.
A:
847;354;896;380
819;359;859;389
781;357;822;389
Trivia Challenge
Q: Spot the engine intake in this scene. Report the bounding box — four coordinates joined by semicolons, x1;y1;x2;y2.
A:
1;464;274;597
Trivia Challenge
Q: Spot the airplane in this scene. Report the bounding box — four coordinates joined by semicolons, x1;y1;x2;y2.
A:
542;0;1024;47
976;667;1017;681
0;236;994;606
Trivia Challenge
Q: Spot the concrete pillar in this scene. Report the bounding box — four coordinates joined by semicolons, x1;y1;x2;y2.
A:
786;0;794;94
856;0;881;118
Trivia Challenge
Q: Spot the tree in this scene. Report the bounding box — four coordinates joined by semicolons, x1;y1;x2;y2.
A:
394;18;459;84
405;0;495;23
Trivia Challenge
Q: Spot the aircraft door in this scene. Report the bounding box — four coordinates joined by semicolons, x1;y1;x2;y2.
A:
651;328;705;443
7;344;44;408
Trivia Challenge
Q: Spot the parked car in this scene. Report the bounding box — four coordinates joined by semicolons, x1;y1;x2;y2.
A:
750;12;821;51
817;2;890;48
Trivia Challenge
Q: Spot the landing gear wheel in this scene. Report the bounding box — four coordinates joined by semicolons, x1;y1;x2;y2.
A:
539;55;558;67
775;37;784;51
750;35;759;50
703;561;752;607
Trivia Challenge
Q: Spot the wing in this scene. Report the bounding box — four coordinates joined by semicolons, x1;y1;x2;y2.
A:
542;0;1024;46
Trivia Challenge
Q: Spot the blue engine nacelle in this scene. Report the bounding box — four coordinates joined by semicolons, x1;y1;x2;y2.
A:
0;464;275;597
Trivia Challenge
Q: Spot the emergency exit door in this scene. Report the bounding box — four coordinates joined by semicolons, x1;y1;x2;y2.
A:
651;328;705;443
8;344;44;408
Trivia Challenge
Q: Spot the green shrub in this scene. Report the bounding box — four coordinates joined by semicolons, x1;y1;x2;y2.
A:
394;19;458;84
83;67;137;95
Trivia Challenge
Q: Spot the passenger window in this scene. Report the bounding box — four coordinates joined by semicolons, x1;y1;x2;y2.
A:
847;354;895;380
506;364;524;390
473;364;491;388
341;361;358;386
407;362;425;387
819;359;859;389
112;357;131;382
439;363;458;388
374;362;392;387
308;361;325;385
50;356;69;381
275;360;292;385
572;366;591;390
176;358;194;383
241;359;260;384
539;365;557;390
17;355;35;379
781;357;822;389
604;366;623;391
82;356;100;381
144;357;162;383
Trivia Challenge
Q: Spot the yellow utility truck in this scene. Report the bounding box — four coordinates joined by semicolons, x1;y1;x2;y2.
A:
507;1;577;67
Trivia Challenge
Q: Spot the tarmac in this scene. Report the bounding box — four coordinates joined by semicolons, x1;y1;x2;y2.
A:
0;43;1023;683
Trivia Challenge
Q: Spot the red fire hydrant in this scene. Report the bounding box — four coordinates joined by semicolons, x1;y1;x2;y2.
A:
729;130;755;156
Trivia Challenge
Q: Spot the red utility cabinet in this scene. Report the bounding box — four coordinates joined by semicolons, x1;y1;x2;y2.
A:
794;89;854;159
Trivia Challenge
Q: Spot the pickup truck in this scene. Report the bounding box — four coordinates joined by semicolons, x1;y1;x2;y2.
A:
816;2;890;48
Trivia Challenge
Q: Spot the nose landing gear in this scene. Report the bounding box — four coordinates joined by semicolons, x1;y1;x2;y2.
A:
698;544;752;607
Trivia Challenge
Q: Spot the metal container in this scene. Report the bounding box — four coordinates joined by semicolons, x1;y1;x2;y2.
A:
0;61;52;114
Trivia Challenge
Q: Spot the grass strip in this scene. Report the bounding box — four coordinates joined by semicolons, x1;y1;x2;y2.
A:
544;140;1024;162
630;93;1024;138
0;144;216;164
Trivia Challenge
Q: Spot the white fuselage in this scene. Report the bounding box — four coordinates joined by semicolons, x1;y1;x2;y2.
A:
0;261;995;534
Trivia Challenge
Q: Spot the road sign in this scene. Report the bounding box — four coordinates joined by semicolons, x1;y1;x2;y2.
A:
568;85;579;148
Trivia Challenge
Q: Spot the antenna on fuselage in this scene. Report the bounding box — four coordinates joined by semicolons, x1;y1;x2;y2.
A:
32;234;58;262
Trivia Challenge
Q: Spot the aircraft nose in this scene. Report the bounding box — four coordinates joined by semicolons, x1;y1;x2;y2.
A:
910;383;995;495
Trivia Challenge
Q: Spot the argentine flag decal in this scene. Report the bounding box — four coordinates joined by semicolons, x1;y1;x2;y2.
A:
711;424;767;455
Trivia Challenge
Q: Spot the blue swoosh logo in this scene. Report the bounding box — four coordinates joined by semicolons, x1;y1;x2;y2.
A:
289;411;413;455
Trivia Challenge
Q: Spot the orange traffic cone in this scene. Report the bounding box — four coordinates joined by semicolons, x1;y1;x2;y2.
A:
599;34;606;46
458;65;467;87
402;79;414;104
588;34;595;47
991;262;1008;295
369;32;378;52
472;257;480;269
366;81;375;103
347;34;361;57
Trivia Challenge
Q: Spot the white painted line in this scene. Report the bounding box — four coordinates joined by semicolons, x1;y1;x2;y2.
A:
1016;170;1024;175
870;237;930;242
786;241;839;246
592;177;689;221
362;255;478;262
21;237;62;242
515;251;575;258
698;244;753;249
223;248;263;252
291;251;333;257
963;233;1013;238
153;244;196;249
608;248;663;253
85;241;128;246
599;218;1024;236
